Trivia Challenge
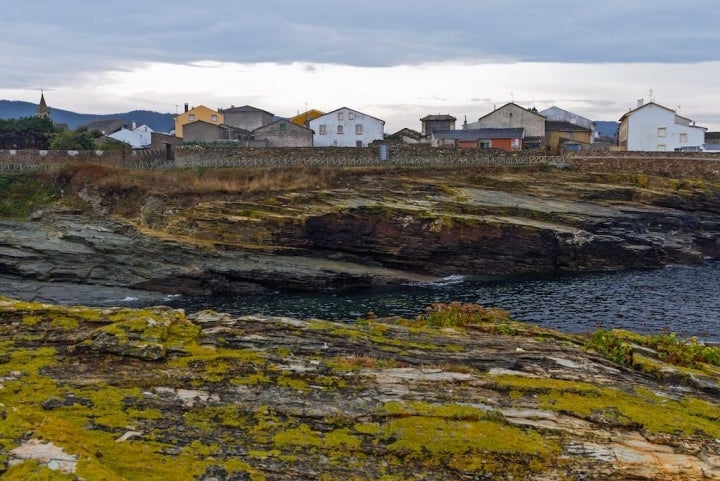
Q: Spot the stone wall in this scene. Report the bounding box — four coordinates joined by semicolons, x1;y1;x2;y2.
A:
2;144;720;174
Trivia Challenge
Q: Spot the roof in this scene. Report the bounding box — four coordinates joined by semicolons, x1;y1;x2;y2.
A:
220;105;274;116
433;128;524;140
618;101;679;122
478;102;546;122
546;121;592;132
420;114;457;122
312;107;385;124
254;118;312;132
82;118;128;134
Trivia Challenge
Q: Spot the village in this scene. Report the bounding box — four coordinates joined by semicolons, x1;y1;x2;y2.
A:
46;93;717;156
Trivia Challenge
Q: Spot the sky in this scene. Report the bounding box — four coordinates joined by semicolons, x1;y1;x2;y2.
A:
2;0;720;133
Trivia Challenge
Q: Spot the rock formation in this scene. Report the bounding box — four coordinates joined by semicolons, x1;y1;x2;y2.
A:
0;298;718;480
1;164;719;305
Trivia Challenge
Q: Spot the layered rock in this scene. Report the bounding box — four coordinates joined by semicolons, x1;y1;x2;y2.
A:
1;297;719;480
1;166;720;304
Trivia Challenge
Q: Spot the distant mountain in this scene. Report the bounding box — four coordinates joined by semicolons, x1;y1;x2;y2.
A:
595;120;619;138
0;100;174;133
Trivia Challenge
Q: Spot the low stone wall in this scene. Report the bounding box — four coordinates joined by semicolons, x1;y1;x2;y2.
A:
2;145;719;174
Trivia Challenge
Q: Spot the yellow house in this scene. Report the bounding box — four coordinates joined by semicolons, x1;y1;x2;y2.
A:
174;105;223;139
290;109;324;128
545;121;593;155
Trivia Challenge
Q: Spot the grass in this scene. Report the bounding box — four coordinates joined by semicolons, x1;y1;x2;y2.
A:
0;174;62;219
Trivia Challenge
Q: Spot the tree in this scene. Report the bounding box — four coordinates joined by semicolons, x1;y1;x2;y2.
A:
0;117;56;149
48;129;97;150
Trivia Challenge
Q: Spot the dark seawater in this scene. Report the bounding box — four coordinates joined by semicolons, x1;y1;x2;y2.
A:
168;262;720;342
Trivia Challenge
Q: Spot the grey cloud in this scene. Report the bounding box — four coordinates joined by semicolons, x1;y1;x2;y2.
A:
2;0;719;88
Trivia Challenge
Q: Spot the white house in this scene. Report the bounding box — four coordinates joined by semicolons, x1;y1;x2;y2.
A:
618;101;705;152
133;124;154;146
107;128;146;149
309;107;384;147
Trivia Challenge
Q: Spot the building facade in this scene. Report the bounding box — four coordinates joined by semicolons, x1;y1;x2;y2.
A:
182;120;251;143
540;106;596;140
420;114;457;136
221;105;274;131
431;128;524;151
545;121;593;154
174;105;223;139
253;119;313;147
618;101;705;152
309;107;384;147
467;103;546;149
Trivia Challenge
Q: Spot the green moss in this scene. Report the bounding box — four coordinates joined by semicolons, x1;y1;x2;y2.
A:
493;374;720;438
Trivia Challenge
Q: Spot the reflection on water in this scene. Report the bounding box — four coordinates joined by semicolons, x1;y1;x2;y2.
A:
170;262;720;342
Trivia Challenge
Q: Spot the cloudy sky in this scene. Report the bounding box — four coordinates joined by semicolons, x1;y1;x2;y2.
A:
2;0;720;132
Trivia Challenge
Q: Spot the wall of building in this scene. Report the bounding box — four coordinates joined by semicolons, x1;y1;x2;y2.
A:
547;130;593;155
253;121;313;147
625;105;705;152
222;110;273;131
174;106;222;139
183;122;224;143
477;104;546;138
309;108;384;147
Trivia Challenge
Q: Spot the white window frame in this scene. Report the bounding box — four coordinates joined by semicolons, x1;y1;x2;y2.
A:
188;114;195;121
658;127;667;138
679;133;688;143
319;124;327;135
211;114;218;122
657;144;666;151
338;112;344;120
355;124;363;135
337;125;344;134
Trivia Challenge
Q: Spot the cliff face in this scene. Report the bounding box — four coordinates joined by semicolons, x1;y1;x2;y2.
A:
1;298;719;480
1;165;719;304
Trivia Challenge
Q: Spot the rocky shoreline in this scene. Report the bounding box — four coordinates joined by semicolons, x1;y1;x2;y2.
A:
1;298;719;479
1;164;719;306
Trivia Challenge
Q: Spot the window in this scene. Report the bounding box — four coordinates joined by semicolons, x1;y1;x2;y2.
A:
658;127;667;137
279;123;287;131
479;140;491;149
211;114;218;122
338;112;344;120
188;114;195;121
657;145;666;151
566;132;574;139
319;125;327;135
355;124;363;135
348;111;355;120
679;133;688;143
337;125;344;134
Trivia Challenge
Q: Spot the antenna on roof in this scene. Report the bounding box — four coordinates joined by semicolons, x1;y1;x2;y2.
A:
649;89;654;103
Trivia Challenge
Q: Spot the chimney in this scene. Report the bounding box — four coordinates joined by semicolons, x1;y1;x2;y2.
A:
184;103;189;113
132;121;136;130
637;99;644;108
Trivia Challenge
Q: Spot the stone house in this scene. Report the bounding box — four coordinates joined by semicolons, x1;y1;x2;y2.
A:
545;121;593;155
466;102;546;150
253;119;313;147
309;107;385;147
221;105;274;131
618;101;705;152
182;120;251;143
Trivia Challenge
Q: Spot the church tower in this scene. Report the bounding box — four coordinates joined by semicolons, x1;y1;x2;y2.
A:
36;92;51;119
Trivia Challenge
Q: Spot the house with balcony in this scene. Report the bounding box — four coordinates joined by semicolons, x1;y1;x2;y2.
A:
618;101;705;152
309;107;384;147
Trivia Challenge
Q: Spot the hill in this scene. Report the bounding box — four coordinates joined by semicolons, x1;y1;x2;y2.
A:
595;120;619;138
0;100;174;132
